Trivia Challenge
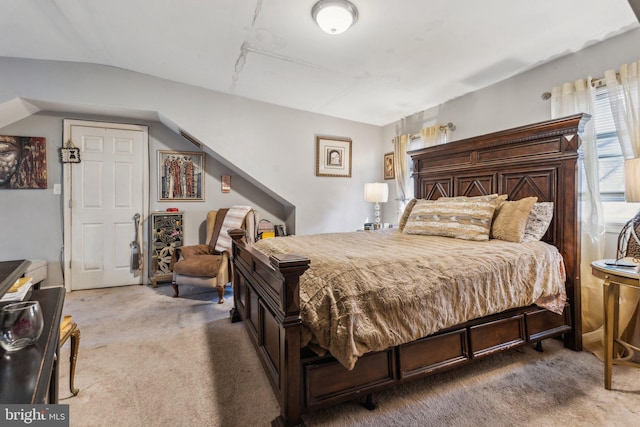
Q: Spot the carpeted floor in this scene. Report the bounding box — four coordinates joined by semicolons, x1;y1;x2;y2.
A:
58;284;640;426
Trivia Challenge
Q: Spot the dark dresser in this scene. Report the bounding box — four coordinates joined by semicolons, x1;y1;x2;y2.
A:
0;260;65;403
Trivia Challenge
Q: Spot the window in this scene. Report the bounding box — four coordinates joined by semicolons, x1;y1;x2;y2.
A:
579;85;625;201
582;83;640;226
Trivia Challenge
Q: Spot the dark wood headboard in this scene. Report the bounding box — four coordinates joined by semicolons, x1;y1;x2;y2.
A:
409;113;590;350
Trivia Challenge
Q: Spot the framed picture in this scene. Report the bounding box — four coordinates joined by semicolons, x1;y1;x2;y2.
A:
158;150;204;201
384;152;395;180
316;136;352;177
60;140;81;164
0;135;47;189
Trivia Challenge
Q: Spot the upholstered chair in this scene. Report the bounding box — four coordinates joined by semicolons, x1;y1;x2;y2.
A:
171;206;255;303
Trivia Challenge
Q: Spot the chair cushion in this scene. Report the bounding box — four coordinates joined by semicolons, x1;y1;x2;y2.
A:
173;255;222;277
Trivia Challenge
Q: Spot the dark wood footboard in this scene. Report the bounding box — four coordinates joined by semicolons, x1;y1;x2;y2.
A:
230;114;588;426
230;228;309;426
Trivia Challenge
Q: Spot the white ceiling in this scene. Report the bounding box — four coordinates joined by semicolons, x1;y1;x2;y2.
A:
1;0;638;126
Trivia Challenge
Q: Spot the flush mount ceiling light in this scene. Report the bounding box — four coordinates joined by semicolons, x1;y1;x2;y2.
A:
312;0;358;35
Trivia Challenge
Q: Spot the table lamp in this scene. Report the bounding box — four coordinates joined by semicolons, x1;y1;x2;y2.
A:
615;158;640;265
364;182;389;229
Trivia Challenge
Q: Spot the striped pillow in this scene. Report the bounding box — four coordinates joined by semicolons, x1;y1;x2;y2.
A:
403;197;498;241
398;198;417;231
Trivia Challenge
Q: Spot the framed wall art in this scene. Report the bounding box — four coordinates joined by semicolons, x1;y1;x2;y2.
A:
59;140;81;164
158;150;204;201
0;135;47;189
384;152;395;180
315;136;352;178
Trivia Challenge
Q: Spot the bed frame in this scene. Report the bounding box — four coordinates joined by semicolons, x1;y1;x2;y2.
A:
229;113;589;426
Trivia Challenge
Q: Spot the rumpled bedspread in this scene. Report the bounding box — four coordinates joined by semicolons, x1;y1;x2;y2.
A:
253;229;566;370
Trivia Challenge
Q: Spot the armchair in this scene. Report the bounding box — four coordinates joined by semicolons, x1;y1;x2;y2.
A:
171;206;255;303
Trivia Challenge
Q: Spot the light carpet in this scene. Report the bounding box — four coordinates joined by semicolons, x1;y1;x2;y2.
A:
57;284;640;426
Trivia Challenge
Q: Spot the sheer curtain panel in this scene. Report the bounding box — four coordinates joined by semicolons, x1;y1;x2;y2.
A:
392;124;450;221
551;79;607;356
392;134;411;219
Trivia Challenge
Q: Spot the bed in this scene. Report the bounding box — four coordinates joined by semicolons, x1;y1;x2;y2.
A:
229;114;588;427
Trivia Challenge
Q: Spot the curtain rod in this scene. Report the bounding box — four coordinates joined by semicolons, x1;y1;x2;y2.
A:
541;72;619;101
406;122;456;140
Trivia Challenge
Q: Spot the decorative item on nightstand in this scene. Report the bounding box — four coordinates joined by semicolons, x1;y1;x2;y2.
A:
364;182;389;229
615;158;640;268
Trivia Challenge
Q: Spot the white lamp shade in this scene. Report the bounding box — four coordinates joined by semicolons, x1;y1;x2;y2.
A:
625;158;640;202
312;0;358;35
364;182;389;203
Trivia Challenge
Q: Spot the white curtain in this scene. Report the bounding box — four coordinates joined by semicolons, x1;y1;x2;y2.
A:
392;124;449;221
551;79;607;356
604;61;640;350
605;61;640;157
392;134;411;218
420;125;447;147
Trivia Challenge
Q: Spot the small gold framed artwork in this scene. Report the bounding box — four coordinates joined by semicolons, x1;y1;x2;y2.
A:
384;152;395;180
316;136;352;178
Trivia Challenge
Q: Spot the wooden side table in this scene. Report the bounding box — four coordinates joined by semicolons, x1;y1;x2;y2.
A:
591;259;640;389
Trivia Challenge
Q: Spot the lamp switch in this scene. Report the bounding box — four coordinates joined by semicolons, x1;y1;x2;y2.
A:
53;184;62;195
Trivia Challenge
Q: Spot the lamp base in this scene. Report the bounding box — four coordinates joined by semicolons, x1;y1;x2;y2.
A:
374;202;382;226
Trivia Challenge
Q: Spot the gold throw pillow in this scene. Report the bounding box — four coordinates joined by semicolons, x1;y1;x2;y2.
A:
491;197;538;242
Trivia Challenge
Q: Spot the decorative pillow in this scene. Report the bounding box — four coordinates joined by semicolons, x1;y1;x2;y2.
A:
398;198;417;231
522;202;554;242
491;197;538;242
403;197;499;241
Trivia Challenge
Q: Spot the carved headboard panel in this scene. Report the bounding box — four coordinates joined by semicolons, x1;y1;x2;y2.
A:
409;114;590;350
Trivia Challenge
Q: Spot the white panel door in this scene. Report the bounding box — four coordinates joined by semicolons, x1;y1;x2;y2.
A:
70;125;145;289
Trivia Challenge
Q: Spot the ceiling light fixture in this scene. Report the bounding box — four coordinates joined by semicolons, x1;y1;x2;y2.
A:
312;0;358;35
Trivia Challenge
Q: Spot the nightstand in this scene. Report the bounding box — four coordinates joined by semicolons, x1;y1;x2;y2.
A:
590;259;640;389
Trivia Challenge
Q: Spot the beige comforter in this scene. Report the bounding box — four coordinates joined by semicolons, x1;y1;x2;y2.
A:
253;229;566;370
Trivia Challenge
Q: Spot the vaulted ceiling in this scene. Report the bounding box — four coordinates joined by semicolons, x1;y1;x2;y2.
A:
1;0;638;126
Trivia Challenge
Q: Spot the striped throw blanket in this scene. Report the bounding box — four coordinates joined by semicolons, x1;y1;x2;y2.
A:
215;205;254;255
